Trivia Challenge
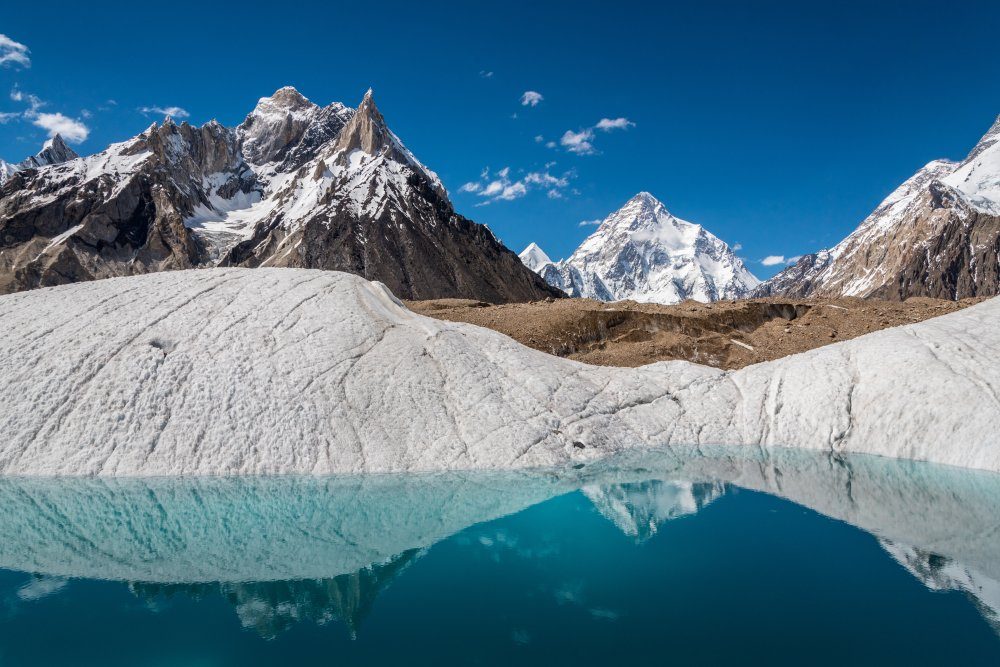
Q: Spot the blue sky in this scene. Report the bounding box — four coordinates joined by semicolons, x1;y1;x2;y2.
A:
2;1;999;277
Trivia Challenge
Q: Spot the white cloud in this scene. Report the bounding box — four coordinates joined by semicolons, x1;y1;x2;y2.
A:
760;255;802;267
479;70;494;78
545;140;556;149
0;34;30;68
520;91;543;107
139;105;190;119
557;117;634;155
4;85;90;142
534;135;544;143
0;111;19;124
9;85;43;115
595;117;635;131
732;242;742;251
578;219;602;227
560;128;596;155
460;166;573;204
31;112;89;143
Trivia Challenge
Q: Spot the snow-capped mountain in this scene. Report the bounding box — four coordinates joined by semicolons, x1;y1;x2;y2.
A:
522;192;759;304
757;114;1000;300
583;480;726;542
0;88;559;301
518;242;552;272
0;134;79;185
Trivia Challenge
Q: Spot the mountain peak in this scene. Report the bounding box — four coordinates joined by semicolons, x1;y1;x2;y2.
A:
621;191;669;216
36;134;78;164
630;191;658;204
1;133;79;184
603;192;676;233
265;86;312;108
332;89;393;156
518;242;553;271
330;89;446;197
530;192;759;304
940;113;1000;215
238;86;323;166
43;134;66;150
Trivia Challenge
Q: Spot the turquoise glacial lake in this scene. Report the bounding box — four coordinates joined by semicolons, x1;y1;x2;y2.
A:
0;447;997;665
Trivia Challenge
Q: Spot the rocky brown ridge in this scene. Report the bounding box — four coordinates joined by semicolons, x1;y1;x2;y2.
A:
408;296;979;369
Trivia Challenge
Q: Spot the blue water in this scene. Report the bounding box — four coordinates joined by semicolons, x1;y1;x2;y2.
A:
0;448;998;665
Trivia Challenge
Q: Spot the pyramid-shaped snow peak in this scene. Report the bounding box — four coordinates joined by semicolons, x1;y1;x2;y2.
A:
519;242;554;272
525;192;759;304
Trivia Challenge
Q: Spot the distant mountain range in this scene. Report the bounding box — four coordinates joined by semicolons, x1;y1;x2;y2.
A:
3;94;998;304
756;115;1000;300
0;87;559;301
520;192;760;304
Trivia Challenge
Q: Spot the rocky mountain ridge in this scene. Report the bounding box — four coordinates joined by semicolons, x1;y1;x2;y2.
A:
757;115;1000;300
0;88;558;301
0;134;79;185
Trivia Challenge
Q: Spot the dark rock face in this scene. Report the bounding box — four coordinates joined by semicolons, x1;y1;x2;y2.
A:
872;208;1000;301
756;203;1000;302
0;87;562;302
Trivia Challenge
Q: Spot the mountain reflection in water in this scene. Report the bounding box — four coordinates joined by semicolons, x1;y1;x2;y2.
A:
0;446;998;653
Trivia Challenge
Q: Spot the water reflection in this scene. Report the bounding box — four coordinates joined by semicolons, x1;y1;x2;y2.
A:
0;447;998;639
129;550;421;639
583;480;726;542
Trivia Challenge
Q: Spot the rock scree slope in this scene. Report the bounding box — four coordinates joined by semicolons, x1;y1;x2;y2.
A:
0;268;997;476
408;295;977;369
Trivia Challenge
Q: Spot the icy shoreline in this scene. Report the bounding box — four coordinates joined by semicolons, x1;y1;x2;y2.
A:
0;268;997;476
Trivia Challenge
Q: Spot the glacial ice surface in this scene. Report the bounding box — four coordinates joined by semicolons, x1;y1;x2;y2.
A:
0;267;997;476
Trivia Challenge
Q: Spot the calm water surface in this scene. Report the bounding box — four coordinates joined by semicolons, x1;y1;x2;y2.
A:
0;447;997;665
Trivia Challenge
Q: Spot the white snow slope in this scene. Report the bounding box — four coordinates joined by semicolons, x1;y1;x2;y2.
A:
522;193;760;304
518;242;553;272
0;267;997;476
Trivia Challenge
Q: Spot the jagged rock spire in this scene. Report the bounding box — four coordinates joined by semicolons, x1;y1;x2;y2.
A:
333;88;394;155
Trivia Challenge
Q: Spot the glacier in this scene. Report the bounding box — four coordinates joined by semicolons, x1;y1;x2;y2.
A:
0;267;997;476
